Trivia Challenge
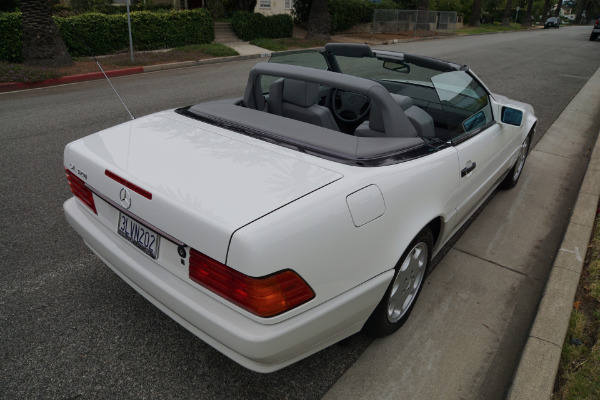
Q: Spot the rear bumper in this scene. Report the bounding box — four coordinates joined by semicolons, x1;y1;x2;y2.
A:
64;197;392;372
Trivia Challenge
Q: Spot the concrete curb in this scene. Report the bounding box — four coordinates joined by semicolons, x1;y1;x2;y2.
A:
506;71;600;398
0;66;144;93
0;52;272;93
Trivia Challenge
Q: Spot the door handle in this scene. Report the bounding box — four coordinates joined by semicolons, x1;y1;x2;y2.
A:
461;161;477;177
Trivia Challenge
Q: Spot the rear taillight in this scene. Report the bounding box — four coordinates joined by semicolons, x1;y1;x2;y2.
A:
65;168;97;214
189;249;315;317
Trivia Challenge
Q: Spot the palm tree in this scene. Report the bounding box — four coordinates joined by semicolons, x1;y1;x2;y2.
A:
20;0;72;67
305;0;331;39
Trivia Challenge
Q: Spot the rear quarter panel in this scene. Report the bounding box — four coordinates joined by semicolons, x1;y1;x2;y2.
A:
226;146;461;323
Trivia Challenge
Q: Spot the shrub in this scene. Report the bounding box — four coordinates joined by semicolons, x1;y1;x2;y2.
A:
0;12;22;62
329;0;404;32
232;11;293;41
0;9;214;62
55;13;129;56
293;0;407;33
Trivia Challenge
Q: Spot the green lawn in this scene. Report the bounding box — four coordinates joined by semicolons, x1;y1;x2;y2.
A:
249;37;326;52
554;207;600;399
457;23;530;35
174;43;238;57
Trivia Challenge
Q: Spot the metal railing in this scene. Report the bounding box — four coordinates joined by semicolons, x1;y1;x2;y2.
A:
372;10;458;37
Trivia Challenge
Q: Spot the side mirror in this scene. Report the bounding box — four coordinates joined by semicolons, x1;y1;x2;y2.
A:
501;107;523;126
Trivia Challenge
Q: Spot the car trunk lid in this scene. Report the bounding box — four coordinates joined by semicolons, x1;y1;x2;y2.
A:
64;111;343;263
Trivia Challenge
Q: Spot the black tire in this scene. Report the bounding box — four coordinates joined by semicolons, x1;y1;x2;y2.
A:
500;133;531;190
363;228;433;338
591;33;599;41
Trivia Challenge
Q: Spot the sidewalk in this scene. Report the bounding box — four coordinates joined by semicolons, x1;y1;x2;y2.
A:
322;67;600;400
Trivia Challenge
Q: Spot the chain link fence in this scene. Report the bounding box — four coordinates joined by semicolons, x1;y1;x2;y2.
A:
372;10;458;37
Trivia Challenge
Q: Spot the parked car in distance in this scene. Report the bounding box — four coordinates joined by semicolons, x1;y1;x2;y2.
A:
63;43;537;373
544;17;560;28
591;18;600;41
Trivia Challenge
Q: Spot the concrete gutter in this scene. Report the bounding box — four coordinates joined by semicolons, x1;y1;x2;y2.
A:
506;70;600;399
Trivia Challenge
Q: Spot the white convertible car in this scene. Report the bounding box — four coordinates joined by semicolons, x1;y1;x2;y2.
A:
64;44;536;372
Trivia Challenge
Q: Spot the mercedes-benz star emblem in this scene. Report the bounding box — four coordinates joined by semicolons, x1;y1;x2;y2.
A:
119;187;132;209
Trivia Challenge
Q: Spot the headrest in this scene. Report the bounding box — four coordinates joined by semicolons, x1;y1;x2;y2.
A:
324;43;374;58
369;93;414;131
282;79;319;107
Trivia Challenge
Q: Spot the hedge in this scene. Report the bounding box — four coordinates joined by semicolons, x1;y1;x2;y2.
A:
329;0;404;32
293;0;407;33
0;12;21;62
0;9;213;62
232;12;293;41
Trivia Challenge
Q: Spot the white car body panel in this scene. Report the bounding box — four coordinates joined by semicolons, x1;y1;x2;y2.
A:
63;46;537;372
65;111;342;263
226;146;462;322
64;197;393;372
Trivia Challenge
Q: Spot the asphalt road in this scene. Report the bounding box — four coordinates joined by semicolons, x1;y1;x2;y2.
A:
1;26;599;400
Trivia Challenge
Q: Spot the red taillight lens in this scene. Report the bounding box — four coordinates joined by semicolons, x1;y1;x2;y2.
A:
105;169;152;200
189;249;315;317
65;168;97;214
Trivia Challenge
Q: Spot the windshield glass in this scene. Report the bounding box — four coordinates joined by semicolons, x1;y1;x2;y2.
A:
267;48;492;142
334;55;439;87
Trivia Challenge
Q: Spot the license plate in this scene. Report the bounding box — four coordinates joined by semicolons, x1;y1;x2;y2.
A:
117;213;160;259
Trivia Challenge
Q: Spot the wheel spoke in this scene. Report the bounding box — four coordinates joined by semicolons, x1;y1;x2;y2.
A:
387;241;428;323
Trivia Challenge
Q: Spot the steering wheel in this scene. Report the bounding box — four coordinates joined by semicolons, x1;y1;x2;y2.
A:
332;88;371;123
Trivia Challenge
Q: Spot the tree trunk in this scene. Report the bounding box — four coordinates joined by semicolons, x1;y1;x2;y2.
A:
522;0;534;27
554;0;563;17
417;0;429;10
305;0;331;40
574;0;589;24
501;0;513;26
542;0;551;20
469;0;484;27
21;0;72;67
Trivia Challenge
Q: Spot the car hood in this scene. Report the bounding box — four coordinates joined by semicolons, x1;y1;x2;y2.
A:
64;110;343;263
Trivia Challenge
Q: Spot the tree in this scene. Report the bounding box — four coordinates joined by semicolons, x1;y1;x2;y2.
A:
554;0;563;16
470;0;484;26
305;0;331;39
484;0;504;24
542;0;552;19
233;0;257;12
523;0;535;26
501;0;514;25
20;0;72;67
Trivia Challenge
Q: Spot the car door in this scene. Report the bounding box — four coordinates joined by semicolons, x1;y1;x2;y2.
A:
431;71;514;223
454;123;512;222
